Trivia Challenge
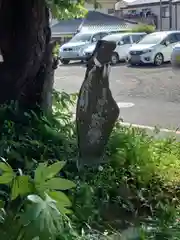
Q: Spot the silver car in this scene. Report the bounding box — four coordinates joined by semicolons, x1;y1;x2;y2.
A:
59;31;108;64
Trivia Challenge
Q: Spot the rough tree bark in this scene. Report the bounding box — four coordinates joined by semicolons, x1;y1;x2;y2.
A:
0;0;53;110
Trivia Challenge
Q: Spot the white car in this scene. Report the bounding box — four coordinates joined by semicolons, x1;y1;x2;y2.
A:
128;31;180;66
171;43;180;68
83;32;146;65
59;31;108;64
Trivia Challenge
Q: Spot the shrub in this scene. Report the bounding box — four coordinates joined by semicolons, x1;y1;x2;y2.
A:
71;123;180;234
0;91;79;239
0;91;77;171
132;24;155;33
0;91;179;239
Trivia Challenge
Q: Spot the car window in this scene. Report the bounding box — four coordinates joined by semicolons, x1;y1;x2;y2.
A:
70;33;92;42
166;33;178;43
175;33;180;41
92;33;101;41
121;36;131;44
100;32;108;39
131;34;145;43
139;33;167;44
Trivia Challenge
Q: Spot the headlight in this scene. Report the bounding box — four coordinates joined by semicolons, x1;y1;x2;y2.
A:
78;47;83;52
74;46;82;51
78;48;85;55
143;49;152;53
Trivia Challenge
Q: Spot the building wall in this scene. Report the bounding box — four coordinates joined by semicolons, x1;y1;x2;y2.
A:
148;4;178;30
121;4;180;31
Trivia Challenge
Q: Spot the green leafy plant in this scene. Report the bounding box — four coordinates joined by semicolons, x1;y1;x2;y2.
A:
0;159;75;239
68;122;180;237
0;91;77;171
132;24;155;33
47;0;88;20
1;91;180;239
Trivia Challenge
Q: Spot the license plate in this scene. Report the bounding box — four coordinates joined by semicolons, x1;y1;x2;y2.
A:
175;55;180;62
131;55;140;62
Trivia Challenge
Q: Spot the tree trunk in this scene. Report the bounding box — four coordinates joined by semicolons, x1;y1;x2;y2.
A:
0;0;53;110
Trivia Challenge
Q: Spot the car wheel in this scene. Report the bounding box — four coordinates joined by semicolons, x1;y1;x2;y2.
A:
154;53;164;66
60;59;70;65
111;52;119;65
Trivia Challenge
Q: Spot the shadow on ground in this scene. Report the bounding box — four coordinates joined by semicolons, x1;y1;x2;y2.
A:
58;60;172;71
59;61;85;67
59;61;128;68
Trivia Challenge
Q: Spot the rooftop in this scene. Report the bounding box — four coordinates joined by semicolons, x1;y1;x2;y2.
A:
51;11;138;36
127;0;180;6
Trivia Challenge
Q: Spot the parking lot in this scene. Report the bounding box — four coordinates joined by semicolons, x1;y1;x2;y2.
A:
54;62;180;129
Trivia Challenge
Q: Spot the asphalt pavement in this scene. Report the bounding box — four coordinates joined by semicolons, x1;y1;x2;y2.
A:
54;62;180;130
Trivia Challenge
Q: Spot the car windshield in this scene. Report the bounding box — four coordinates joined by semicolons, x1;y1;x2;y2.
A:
70;33;92;42
103;34;124;42
138;33;165;44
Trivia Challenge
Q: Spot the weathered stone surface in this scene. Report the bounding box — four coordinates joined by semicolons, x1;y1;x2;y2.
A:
76;40;120;167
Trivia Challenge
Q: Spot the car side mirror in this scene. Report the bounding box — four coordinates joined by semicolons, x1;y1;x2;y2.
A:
92;37;97;43
118;40;124;45
164;40;170;46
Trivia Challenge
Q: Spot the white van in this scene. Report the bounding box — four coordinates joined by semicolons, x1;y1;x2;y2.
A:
128;31;180;66
83;32;146;64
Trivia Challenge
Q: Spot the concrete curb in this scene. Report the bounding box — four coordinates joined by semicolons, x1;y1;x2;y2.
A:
71;112;180;140
121;122;180;140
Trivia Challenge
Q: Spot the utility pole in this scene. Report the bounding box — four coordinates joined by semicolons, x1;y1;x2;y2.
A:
160;0;162;30
175;2;178;29
169;0;173;29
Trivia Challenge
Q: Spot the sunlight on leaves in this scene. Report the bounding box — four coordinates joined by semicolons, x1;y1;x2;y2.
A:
34;163;48;183
11;175;32;200
22;193;64;239
46;177;76;191
44;161;66;180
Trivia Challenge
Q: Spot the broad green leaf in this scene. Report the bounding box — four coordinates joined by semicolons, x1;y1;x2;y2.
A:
56;203;72;215
22;198;45;225
0;162;13;173
11;176;32;200
44;161;66;180
28;194;44;204
46;178;76;190
35;182;47;193
34;162;47;183
0;172;14;184
11;178;19;200
18;175;32;195
48;191;72;207
23;194;63;237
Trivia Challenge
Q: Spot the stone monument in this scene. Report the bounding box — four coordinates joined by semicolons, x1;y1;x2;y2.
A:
76;40;120;168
